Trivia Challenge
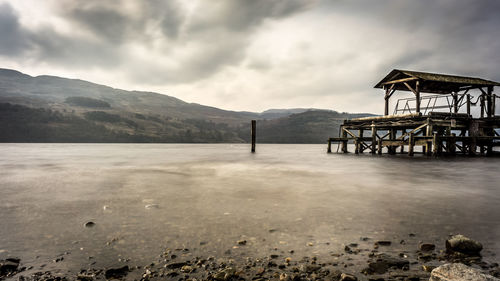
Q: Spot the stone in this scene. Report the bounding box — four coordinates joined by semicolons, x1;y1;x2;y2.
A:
430;263;499;281
165;261;188;269
423;265;437;272
84;222;95;228
340;272;358;281
0;259;20;275
364;254;410;274
213;267;237;281
446;235;483;255
104;265;129;279
237;240;247;245
419;243;436;252
375;241;392;246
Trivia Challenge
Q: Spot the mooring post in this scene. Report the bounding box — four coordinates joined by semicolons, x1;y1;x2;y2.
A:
327;138;332;153
450;133;457;155
408;133;414;156
251;120;256;153
359;129;364;153
341;126;348;153
432;134;438;156
426;118;433;156
400;129;405;154
389;128;395;154
371;122;377;154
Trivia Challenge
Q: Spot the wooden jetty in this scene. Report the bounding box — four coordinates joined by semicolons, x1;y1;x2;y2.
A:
328;69;500;156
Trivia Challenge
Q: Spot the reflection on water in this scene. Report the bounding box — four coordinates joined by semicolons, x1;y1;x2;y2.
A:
0;143;499;272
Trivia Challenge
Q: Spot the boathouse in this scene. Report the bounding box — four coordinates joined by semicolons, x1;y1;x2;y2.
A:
328;69;500;156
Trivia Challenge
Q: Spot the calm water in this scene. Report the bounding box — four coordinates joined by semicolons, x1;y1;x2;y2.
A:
0;143;499;274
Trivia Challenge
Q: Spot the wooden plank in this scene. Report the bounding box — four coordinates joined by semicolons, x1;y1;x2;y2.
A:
382;77;418;85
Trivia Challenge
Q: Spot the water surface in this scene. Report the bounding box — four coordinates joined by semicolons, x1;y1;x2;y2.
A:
0;143;499;274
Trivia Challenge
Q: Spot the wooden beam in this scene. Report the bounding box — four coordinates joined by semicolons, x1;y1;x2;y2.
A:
466;94;471;116
403;82;418;96
382;77;418;85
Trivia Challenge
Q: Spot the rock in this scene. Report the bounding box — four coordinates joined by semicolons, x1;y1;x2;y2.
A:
104;265;129;279
270;254;279;259
84;221;95;228
213;267;237;281
77;273;95;281
280;273;290;281
375;241;392;246
430;263;499;281
0;258;20;275
419;243;436;251
165;261;188;269
423;265;437;272
364;254;409;274
181;265;193;273
446;234;483;255
237;240;247;245
340;272;358;281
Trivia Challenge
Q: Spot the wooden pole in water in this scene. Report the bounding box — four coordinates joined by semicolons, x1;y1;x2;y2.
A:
251;120;256;153
371;122;377;154
408;133;414;156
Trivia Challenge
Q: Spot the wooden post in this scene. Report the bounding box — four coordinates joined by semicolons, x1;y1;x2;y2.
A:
450;133;456;155
359;129;364;153
371;122;377;154
432;134;438;156
378;138;382;155
480;93;485;118
389;128;395;154
426;118;432;156
384;88;390;116
251;120;256;153
415;80;421;113
487;86;493;118
341;127;348;153
453;92;458;114
466;94;471;116
327;138;332;153
468;121;478;155
408;133;414;156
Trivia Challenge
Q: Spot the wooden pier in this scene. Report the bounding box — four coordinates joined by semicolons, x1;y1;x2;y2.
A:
328;70;500;156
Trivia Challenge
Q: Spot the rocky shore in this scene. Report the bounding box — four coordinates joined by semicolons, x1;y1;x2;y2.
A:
1;234;499;281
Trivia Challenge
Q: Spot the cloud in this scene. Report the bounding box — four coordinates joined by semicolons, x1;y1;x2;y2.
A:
0;3;30;55
0;0;499;113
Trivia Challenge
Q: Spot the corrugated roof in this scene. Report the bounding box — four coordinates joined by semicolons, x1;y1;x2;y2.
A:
374;69;500;92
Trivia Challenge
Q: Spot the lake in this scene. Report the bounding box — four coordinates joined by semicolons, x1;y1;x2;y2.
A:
0;143;499;277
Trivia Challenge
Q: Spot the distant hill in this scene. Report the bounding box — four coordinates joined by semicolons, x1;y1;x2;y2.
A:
0;68;376;143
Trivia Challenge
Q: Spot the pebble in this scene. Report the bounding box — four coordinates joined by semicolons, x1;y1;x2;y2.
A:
84;221;95;228
419;243;436;252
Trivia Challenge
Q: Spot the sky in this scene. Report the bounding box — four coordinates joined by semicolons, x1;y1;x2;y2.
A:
1;0;500;114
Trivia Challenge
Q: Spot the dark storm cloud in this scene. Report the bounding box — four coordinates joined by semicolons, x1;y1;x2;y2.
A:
188;0;314;32
70;6;129;43
0;2;120;68
324;0;500;79
0;3;30;55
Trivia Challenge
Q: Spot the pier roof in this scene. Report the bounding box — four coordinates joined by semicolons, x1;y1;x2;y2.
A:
374;69;500;94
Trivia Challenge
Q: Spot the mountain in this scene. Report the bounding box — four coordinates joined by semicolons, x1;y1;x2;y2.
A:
0;68;375;143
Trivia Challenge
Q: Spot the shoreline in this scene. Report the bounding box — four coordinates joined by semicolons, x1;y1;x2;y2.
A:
2;234;499;281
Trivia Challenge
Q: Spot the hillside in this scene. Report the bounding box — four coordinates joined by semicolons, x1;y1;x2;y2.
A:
0;68;375;143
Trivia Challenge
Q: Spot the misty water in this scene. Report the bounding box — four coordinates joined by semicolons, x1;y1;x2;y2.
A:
1;143;499;275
